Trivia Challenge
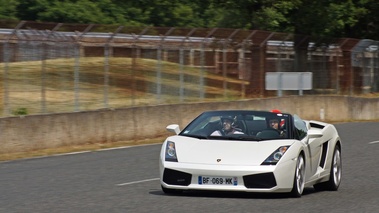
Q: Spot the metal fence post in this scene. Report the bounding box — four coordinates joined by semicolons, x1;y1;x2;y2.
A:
239;42;247;98
2;42;10;116
2;21;26;116
156;44;162;103
104;43;110;108
222;41;227;99
179;47;184;102
41;42;47;113
199;43;205;100
298;72;303;96
131;45;136;106
336;48;341;94
375;51;379;92
278;72;283;97
74;43;80;112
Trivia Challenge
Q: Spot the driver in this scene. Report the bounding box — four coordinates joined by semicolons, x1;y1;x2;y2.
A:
211;116;244;136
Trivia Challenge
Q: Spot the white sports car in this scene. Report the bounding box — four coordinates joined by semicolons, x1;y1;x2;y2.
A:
159;110;342;197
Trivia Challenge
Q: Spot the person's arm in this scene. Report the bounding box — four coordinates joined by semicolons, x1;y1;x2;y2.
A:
211;130;222;136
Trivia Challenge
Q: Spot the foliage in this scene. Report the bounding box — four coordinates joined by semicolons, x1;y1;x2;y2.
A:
12;107;28;116
0;0;377;39
0;0;19;20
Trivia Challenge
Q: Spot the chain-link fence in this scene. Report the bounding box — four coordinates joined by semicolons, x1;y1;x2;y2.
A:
0;20;378;117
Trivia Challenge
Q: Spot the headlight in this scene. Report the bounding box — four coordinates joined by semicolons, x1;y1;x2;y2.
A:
261;146;290;165
165;141;178;162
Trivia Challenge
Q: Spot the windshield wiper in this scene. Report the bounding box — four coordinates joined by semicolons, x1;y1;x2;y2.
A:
236;135;264;141
208;135;263;141
181;134;270;141
181;134;208;139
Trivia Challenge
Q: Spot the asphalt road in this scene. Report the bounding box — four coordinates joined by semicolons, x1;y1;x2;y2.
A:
0;122;378;213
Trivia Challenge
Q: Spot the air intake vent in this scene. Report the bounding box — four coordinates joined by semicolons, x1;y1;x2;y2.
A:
243;173;277;188
319;141;329;168
163;168;192;186
310;122;325;129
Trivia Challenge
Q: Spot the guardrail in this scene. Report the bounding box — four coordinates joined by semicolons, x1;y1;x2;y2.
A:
0;96;378;154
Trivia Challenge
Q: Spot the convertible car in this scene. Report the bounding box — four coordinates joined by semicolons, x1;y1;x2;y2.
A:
159;110;342;197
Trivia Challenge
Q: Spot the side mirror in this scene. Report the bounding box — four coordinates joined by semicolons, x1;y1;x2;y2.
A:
166;124;180;135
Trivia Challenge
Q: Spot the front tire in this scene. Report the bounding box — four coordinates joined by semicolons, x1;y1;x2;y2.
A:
290;154;305;198
314;145;342;191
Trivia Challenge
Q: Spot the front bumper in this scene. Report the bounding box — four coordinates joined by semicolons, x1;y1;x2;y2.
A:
159;159;296;193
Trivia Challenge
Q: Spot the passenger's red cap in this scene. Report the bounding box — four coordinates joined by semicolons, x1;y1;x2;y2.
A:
270;109;281;113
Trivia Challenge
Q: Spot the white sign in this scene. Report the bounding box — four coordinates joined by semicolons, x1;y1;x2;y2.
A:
265;72;312;90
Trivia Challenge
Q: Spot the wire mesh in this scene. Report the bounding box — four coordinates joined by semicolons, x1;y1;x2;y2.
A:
0;21;378;117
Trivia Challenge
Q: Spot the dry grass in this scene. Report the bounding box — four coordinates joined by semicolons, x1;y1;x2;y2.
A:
0;57;247;161
1;57;246;115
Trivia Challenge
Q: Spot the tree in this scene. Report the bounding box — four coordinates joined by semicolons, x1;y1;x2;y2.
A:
0;0;377;40
0;0;19;20
346;0;379;40
15;0;128;25
207;0;372;39
208;0;377;71
114;0;205;27
205;0;300;31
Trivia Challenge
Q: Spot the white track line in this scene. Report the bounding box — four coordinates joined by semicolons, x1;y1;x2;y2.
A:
0;143;162;163
53;151;91;156
116;178;160;186
369;141;379;144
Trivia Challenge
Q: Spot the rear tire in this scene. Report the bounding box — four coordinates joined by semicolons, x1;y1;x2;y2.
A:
314;145;342;191
290;154;305;198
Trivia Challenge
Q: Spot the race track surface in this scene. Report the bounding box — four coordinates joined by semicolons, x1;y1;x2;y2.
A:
0;122;378;213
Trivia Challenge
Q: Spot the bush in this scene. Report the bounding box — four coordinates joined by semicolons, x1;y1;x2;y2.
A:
12;108;28;116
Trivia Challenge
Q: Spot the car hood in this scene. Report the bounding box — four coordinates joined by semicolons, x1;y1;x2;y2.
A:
167;135;295;166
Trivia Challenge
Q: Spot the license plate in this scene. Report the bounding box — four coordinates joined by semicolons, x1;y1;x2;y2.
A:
198;176;238;185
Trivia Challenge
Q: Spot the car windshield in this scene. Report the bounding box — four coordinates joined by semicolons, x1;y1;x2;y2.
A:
180;111;290;141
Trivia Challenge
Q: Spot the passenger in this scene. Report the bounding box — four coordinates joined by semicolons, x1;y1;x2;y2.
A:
269;117;286;137
211;116;244;136
269;118;279;130
270;109;285;130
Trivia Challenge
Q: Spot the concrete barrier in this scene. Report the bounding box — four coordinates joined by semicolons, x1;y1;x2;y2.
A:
1;96;378;153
